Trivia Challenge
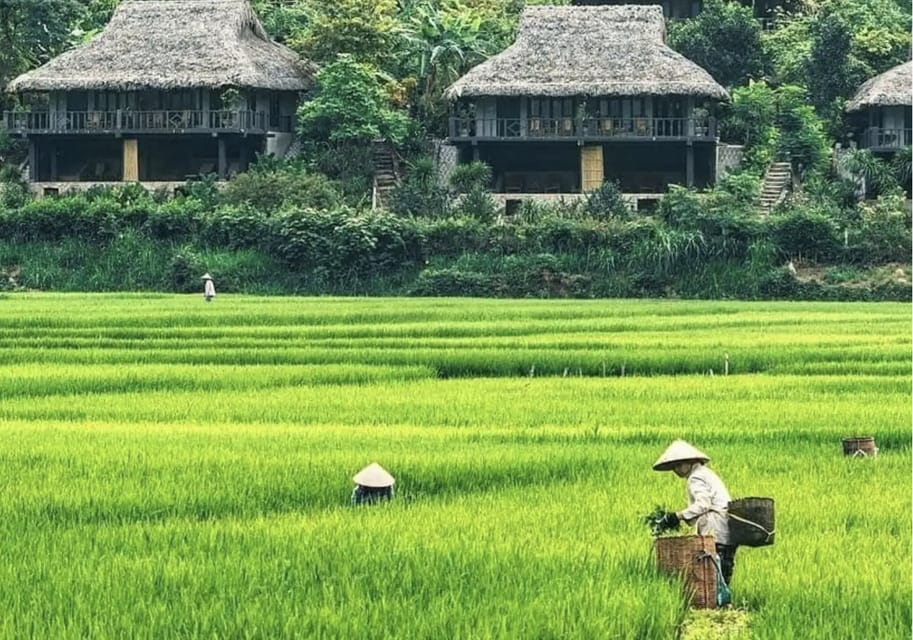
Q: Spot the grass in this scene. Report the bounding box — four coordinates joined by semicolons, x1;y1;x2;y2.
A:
0;294;908;638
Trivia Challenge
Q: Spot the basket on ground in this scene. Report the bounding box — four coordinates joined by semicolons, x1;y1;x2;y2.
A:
655;535;717;609
842;436;877;457
728;497;775;547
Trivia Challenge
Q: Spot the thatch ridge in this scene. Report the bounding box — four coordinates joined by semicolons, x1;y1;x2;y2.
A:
846;61;912;112
8;0;316;93
445;5;728;100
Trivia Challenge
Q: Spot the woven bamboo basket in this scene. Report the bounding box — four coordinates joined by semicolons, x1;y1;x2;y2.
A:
728;497;775;547
655;535;717;609
842;436;877;457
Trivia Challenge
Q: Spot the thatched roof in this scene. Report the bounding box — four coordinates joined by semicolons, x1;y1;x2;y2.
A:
846;61;912;112
8;0;316;93
445;5;728;101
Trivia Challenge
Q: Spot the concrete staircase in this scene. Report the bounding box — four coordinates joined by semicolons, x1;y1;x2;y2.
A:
758;161;792;212
371;142;400;210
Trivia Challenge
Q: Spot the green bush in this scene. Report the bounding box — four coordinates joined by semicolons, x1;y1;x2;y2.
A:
408;268;495;297
144;198;205;241
271;207;423;279
581;181;630;219
202;205;270;250
767;206;841;263
221;166;342;212
387;157;450;218
846;192;912;264
421;216;488;256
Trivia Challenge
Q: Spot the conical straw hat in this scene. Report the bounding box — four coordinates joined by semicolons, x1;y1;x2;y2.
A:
353;463;395;488
652;440;710;471
201;273;213;280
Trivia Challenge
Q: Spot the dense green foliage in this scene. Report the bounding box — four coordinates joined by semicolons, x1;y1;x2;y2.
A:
0;295;908;637
0;178;908;299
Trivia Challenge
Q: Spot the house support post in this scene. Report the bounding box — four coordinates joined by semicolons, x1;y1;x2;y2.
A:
50;142;58;182
123;138;139;182
685;142;694;187
239;139;248;172
27;140;36;183
218;137;227;179
472;146;480;162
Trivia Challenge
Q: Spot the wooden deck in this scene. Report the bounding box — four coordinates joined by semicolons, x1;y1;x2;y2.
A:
448;116;717;142
2;110;293;135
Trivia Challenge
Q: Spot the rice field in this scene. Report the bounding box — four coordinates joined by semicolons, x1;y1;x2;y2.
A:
0;293;909;639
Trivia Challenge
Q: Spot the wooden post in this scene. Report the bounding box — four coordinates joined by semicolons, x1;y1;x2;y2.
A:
122;138;138;181
217;137;227;179
239;139;248;172
49;142;58;181
28;140;36;182
686;143;694;187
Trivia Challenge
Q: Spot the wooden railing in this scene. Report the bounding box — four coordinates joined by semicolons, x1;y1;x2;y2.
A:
449;116;717;141
861;127;912;150
2;110;291;134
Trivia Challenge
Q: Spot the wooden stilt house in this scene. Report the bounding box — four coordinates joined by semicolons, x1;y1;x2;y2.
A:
846;61;912;155
445;5;729;210
3;0;315;194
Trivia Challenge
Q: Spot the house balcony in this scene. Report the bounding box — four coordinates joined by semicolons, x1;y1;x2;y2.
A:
2;110;294;136
448;116;717;143
860;127;912;152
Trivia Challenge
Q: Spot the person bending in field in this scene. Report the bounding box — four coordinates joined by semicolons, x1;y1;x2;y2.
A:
351;463;395;505
653;440;736;589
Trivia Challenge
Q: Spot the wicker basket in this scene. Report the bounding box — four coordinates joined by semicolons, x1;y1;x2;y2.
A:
728;497;775;547
843;436;877;458
655;535;717;609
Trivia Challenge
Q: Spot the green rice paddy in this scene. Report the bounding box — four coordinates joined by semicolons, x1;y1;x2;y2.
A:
0;293;909;639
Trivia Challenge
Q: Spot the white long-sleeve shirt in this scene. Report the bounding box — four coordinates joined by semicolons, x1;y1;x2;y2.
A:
680;464;732;545
204;280;216;299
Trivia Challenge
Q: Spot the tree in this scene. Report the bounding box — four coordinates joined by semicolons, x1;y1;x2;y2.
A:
290;0;399;67
397;1;515;129
806;12;856;112
720;81;779;172
298;55;410;146
0;0;85;109
667;0;767;88
775;85;830;175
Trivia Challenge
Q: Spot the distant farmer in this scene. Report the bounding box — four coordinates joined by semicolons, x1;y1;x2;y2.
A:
653;440;736;587
202;273;215;302
351;463;395;505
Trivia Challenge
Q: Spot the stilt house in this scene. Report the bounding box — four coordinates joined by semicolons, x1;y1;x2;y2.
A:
445;5;729;209
846;61;912;154
3;0;315;193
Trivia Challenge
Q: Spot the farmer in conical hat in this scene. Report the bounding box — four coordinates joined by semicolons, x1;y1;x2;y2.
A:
202;273;216;303
351;463;395;505
653;440;737;587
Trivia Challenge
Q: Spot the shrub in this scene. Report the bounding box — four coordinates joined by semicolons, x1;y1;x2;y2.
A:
144;198;205;241
202;205;270;250
846;191;912;264
387;157;450;218
222;166;342;212
421;216;488;256
271;206;423;279
449;162;492;193
767;206;841;263
408;268;495;297
581;181;630;219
